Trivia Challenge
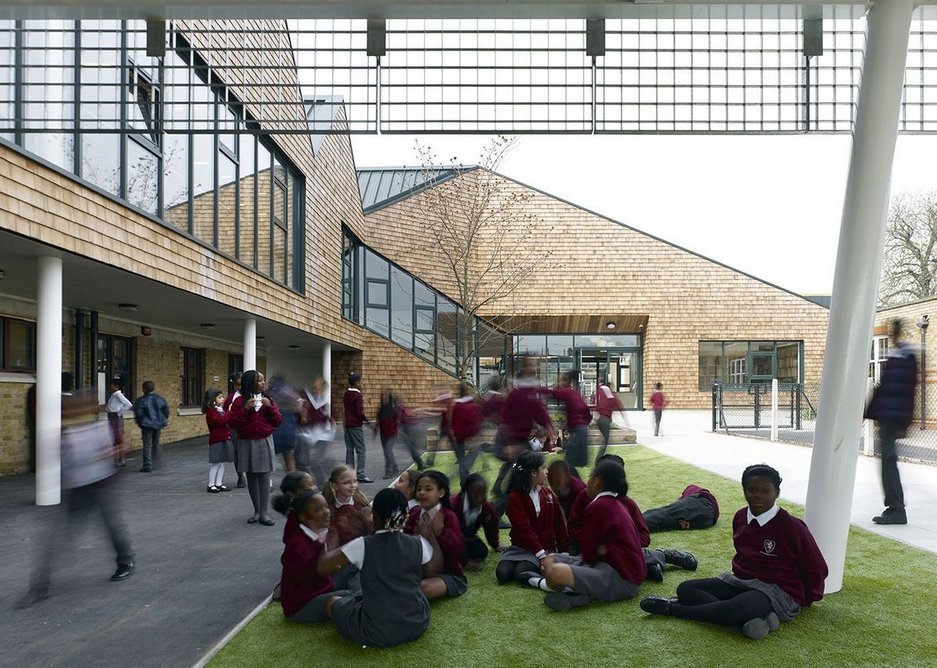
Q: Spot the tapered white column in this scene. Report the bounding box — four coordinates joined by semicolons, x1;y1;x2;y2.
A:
322;342;332;417
804;0;913;593
243;318;257;371
36;257;63;506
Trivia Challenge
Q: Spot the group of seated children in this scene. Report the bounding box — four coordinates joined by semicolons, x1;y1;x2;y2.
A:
275;454;828;646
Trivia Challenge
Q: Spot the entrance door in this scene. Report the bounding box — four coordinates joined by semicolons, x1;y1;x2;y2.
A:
615;352;641;409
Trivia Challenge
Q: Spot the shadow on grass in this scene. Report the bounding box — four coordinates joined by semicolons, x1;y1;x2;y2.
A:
210;445;937;668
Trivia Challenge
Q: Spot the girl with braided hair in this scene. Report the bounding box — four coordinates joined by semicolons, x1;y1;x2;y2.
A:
319;488;433;647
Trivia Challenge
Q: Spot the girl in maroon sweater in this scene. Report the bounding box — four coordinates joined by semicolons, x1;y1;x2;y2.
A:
279;492;352;623
202;388;235;493
640;464;829;640
322;464;373;546
374;389;400;480
230;370;283;526
404;470;467;599
530;459;646;611
272;471;317;546
495;451;569;585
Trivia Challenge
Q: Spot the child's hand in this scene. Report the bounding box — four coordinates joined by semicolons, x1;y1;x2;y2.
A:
678;519;690;530
260;397;271;407
597;544;608;557
540;554;555;574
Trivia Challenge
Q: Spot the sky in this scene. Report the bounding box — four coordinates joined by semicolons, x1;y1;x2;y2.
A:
350;133;937;296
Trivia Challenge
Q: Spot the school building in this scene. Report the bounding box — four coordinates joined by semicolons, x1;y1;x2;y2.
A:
0;18;831;480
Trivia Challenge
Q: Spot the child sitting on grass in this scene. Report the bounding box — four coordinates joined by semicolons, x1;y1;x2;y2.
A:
272;471;317;546
319;488;432;648
323;465;373;545
404;470;468;599
547;460;586;521
394;469;419;513
639;464;828;640
495;451;569;585
279;492;352;623
450;473;502;571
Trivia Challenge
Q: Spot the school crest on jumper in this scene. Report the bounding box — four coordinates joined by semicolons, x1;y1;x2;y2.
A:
763;539;776;554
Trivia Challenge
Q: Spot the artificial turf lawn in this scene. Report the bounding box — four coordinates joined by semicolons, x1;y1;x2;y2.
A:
210;445;937;668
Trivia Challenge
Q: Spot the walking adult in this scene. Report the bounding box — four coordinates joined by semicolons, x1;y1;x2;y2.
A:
230;370;282;526
342;371;373;483
865;318;918;526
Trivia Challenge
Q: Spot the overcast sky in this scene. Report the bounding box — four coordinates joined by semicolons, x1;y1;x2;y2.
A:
351;133;937;296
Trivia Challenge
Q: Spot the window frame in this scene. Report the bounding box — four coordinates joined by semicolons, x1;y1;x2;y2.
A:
180;346;205;408
1;316;36;372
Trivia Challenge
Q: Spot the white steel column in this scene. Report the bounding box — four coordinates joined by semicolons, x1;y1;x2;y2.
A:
804;0;913;594
36;256;63;506
243;318;257;371
322;342;332;417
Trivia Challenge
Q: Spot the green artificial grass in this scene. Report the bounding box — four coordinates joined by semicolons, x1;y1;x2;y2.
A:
210;445;937;668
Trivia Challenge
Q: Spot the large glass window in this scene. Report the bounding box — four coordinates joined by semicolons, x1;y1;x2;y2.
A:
1;317;36;372
256;141;272;276
162;44;190;230
218;149;238;256
127;138;159;214
96;334;133;403
391;266;413;348
0;21;13;142
238;133;256;264
273;157;288;282
699;341;803;390
365;249;390;337
414;280;436;363
192;133;215;244
698;342;723;391
181;347;205;408
437;296;458;375
342;228;357;321
22;20;75;170
79;20;121;196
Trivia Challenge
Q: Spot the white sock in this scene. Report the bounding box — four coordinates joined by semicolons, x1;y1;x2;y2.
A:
214;463;226;487
209;463;222;486
528;576;556;593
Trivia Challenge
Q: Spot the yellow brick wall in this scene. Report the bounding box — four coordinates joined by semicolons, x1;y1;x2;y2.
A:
361;170;831;408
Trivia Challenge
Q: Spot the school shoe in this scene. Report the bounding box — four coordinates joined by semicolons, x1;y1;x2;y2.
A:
217;485;231;492
661;549;698;571
236;474;247;488
517;570;542;587
765;612;780;632
111;562;134;581
139;466;153;473
639;595;677;615
259;517;276;526
742;616;772;640
872;508;908;525
646;562;664;582
544;592;591;611
207;485;221;493
357;476;375;483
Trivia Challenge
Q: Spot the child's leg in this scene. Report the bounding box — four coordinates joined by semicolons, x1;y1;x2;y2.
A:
668;578;773;626
246;473;262;516
289;590;353;623
421;578;449;600
209;463;222;487
214;463;226;487
257;472;272;518
596;417;611;461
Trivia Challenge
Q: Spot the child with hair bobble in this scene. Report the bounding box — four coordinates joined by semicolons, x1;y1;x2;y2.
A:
202;388;236;493
531;459;646;610
495;451;569;585
640;464;828;640
404;470;467;600
272;471;317;546
322;465;373;546
279;491;353;623
319;488;433;648
394;469;419;513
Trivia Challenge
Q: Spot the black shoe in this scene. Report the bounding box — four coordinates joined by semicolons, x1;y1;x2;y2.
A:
639;595;676;615
217;485;231;492
236;475;247;488
357;476;374;483
207;485;221;493
517;570;542;587
873;510;907;525
258;516;276;526
111;562;134;581
661;549;698;571
646;562;664;583
139;466;153;473
545;592;591;611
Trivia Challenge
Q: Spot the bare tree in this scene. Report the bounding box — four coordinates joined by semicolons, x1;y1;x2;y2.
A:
879;191;937;307
413;136;556;383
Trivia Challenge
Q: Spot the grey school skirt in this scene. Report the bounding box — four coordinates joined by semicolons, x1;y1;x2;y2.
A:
235;436;275;474
209;440;235;464
554;553;639;602
718;571;801;622
497;545;541;571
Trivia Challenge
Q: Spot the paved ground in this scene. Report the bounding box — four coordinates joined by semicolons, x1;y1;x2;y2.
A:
4;411;936;668
0;428;404;668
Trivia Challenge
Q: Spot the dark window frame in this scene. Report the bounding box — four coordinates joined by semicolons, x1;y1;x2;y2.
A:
1;316;36;372
180;346;205;408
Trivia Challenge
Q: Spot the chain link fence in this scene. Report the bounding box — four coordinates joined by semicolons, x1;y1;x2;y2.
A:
712;381;937;464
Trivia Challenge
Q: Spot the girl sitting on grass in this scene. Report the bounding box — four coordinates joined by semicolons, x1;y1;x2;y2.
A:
393;469;419;513
495;451;569;585
639;464;828;640
404;470;467;599
319;488;432;648
529;458;646;611
279;492;352;623
272;470;317;546
450;473;502;572
323;465;373;546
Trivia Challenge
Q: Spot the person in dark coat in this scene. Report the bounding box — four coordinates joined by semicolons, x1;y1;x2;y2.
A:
864;318;918;525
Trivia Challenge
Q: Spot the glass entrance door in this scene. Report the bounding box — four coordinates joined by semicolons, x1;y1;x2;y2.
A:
577;348;642;409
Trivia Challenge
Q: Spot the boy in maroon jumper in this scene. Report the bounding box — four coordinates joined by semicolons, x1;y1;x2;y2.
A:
450;384;484;483
595;376;624;461
640;464;828;640
342;372;372;483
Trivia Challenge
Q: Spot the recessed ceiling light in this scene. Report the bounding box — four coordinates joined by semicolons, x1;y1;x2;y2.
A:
118;303;138;312
606;321;616;330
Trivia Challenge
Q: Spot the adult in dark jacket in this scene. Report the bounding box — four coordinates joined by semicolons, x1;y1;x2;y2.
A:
864;319;918;525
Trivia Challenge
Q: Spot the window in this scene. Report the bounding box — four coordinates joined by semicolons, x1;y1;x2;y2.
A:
181;347;205;407
1;317;36;372
342;227;358;321
699;341;804;390
22;20;75;170
0;20;13;142
870;336;889;384
127;138;159;214
96;334;133;403
238;133;256;264
79;20;121;196
414;280;436;363
391;266;413;348
365;249;390;337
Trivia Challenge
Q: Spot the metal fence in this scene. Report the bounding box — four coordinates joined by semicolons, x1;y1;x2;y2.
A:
712;381;937;464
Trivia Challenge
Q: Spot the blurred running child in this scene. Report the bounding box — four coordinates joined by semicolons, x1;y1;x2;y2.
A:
319;488;432;648
451;384;484;482
649;382;667;436
640;464;828;640
202;388;235;493
374;388;400;480
404;470;467;599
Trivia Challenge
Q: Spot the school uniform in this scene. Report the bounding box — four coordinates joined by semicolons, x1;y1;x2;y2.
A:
331;530;433;648
450;492;500;562
280;525;351;623
643;485;720;532
451;397;484;481
230;395;282;473
502;379;553;445
546;386;592;469
595;384;623;460
552;492;645;603
297;390;334;484
205;407;236;463
330;497;373;546
650;389;666;436
499;486;569;571
105;389;133;463
376;402;400;478
343;388;368;480
554;475;587;521
283;509;300;545
405;504;468;597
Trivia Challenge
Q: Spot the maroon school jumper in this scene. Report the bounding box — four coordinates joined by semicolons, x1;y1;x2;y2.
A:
404;506;465;578
230;395;282;439
568;488;651;548
342;388;366;428
506;486;569;555
596;384;624;418
580;494;647;584
682;484;721;524
502;379;553;444
451;398;484;441
545;386;592;429
205;408;232;445
554;474;587;520
730;507;828;607
450;492;501;551
279;529;335;618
